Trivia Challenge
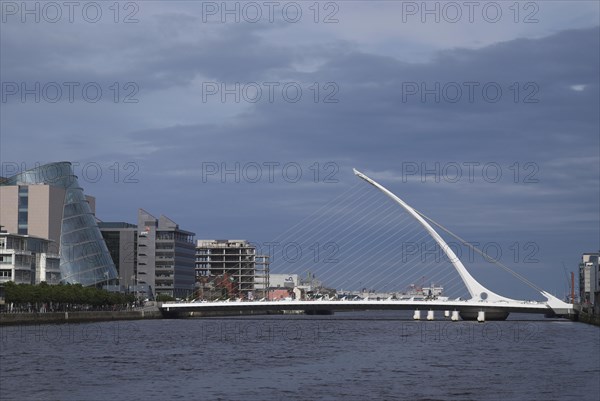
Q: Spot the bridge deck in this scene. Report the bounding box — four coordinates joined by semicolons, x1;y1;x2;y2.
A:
159;299;552;315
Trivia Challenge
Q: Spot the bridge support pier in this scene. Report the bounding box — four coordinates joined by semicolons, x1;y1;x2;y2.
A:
451;311;460;321
477;310;486;323
444;310;450;318
413;310;421;320
427;310;435;320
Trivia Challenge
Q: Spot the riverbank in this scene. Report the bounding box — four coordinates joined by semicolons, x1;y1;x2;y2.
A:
0;308;163;326
0;308;307;325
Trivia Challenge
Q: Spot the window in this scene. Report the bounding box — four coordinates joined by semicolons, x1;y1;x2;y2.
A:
156;231;174;240
17;186;28;235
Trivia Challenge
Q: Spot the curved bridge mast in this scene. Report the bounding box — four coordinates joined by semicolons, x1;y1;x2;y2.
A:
353;168;574;314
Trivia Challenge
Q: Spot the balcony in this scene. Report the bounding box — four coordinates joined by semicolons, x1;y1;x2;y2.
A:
11;250;32;256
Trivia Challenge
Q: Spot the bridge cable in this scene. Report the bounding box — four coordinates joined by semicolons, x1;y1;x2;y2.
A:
414;209;545;294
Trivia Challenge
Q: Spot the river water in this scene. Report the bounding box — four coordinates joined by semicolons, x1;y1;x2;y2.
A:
1;311;599;401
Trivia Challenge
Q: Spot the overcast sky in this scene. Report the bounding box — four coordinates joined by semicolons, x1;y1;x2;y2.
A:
1;1;598;299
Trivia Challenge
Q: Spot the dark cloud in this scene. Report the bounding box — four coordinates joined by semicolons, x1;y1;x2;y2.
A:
123;26;598;166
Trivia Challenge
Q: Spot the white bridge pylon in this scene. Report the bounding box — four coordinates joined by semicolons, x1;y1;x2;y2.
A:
353;168;572;311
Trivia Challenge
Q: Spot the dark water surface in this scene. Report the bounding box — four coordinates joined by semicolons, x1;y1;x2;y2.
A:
1;311;599;401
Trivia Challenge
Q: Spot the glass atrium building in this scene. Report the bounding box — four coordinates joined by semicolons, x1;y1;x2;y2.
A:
0;162;117;286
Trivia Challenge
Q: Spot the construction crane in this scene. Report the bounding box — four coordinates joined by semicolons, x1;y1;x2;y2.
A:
562;262;575;303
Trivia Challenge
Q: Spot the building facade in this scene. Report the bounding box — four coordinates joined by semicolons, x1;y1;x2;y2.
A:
0;162;116;286
195;240;269;300
579;252;600;314
136;209;195;299
268;273;299;289
0;230;61;301
98;222;138;290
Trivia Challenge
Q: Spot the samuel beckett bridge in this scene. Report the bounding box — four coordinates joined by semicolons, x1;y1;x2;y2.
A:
160;169;575;322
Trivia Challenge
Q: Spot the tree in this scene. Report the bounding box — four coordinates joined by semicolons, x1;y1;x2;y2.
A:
2;281;133;310
156;294;175;302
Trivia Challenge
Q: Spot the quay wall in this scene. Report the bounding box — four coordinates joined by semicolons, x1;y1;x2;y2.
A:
0;308;299;325
574;310;600;326
0;310;162;326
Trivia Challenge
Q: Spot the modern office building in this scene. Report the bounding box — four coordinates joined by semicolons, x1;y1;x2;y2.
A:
0;230;61;301
98;222;138;290
136;209;196;299
195;239;269;299
0;162;117;286
579;252;600;314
